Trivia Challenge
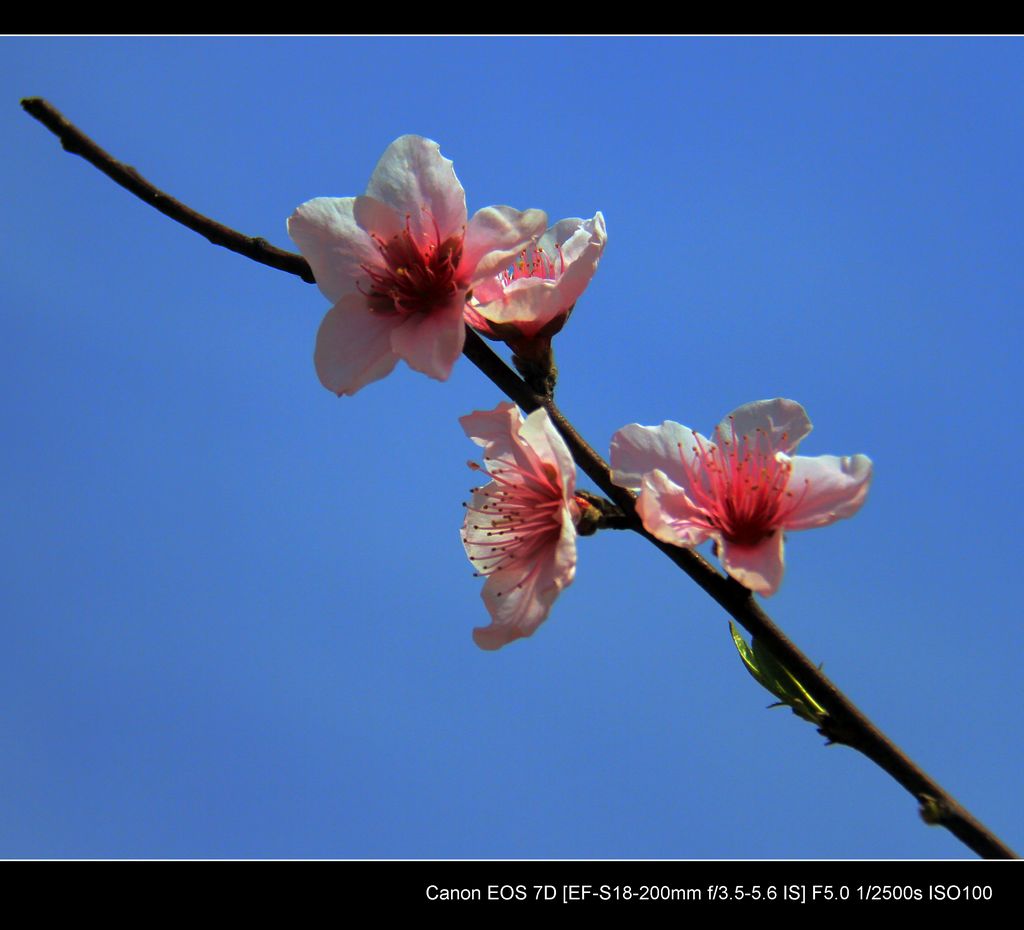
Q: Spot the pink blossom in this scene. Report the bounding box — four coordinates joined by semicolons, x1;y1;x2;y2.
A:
460;402;580;650
465;212;607;346
611;399;872;596
288;136;547;395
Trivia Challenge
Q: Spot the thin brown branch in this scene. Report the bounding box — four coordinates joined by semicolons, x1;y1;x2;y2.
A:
22;97;1018;861
21;97;314;283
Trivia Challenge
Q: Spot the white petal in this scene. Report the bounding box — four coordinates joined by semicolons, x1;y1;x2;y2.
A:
518;408;576;498
610;421;703;491
468;282;557;337
313;293;400;396
636;470;713;548
719;532;786;596
462;206;548;279
473;513;577;651
537;217;584;256
540;211;606;265
783;454;873;531
352;194;405;240
460;402;538;479
364;135;467;241
716;398;812;455
471;213;606;331
388;296;465;381
459;402;523;451
548;213;606;305
287;197;378;304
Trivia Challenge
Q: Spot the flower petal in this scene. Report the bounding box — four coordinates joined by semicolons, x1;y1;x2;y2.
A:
468;212;606;334
352;194;405;240
460;403;537;480
388;295;465;380
473;279;567;335
518;408;577;498
610;421;703;491
287;197;378;304
462;206;548;279
719;532;786;596
716;398;812;455
636;469;714;548
782;454;873;531
461;405;573;497
473;510;577;651
364;135;467;241
546;211;607;306
460;401;523;451
313;293;400;396
467;277;505;305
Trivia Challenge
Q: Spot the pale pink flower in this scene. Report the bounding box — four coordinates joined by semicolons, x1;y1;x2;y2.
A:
460;402;580;650
611;399;872;596
465;212;607;346
288;136;547;395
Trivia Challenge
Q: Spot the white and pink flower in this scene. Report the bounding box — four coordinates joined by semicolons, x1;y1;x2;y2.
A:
465;212;607;348
461;402;581;650
611;399;872;596
288;136;547;395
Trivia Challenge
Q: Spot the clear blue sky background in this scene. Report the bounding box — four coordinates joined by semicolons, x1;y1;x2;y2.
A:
2;37;1021;859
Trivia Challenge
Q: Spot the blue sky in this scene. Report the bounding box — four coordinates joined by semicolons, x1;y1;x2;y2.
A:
2;37;1022;858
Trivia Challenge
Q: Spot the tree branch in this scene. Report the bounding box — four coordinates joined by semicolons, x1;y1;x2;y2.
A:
22;97;1017;860
21;97;314;283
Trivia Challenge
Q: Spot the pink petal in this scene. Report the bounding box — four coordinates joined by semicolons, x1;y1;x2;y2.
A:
287;198;378;304
718;532;786;596
364;135;467;242
517;408;576;498
471;279;561;333
467;277;505;305
352;194;405;240
460;403;537;480
313;293;400;396
548;212;607;305
460;401;523;451
610;421;703;491
473;513;577;651
388;296;466;380
717;398;812;454
636;469;714;548
462;206;548;279
460;405;573;497
782;454;873;531
466;213;604;332
537;217;586;258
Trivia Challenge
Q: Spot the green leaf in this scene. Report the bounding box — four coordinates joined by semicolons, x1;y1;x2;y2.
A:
730;621;762;679
729;623;828;726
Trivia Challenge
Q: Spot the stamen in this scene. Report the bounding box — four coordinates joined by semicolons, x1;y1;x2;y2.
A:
358;214;465;316
462;449;568;578
677;424;797;547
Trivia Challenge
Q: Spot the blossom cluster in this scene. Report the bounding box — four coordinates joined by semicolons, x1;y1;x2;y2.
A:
289;135;603;396
290;136;872;649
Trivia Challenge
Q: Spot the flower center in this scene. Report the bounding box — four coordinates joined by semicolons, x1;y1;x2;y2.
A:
362;214;465;316
498;245;564;287
681;419;807;548
462;456;566;586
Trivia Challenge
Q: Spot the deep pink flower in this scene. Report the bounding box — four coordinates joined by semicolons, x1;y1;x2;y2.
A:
461;402;580;650
465;212;606;346
288;136;547;395
611;399;872;595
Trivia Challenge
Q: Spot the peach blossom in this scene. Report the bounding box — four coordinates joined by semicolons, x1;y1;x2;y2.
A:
289;136;546;395
611;399;872;595
465;212;606;346
461;402;579;649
